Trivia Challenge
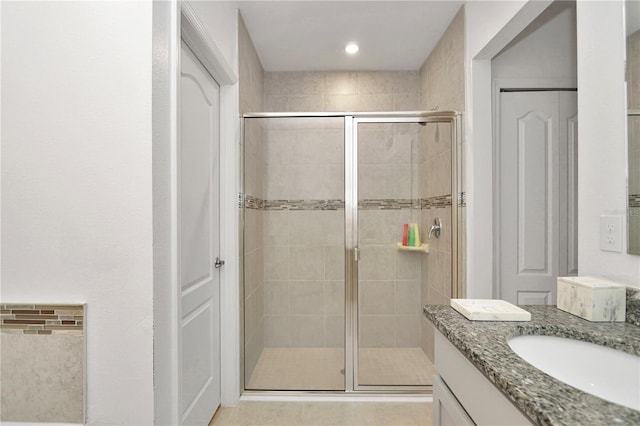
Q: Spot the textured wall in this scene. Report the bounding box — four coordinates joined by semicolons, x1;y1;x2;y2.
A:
1;2;154;423
418;6;465;360
239;14;265;382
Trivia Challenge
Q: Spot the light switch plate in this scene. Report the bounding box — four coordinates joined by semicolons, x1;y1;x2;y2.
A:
600;215;623;252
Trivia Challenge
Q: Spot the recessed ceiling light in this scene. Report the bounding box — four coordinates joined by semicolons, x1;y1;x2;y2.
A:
345;43;359;54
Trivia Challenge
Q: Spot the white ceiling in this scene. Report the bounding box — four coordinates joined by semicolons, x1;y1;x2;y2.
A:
235;1;464;71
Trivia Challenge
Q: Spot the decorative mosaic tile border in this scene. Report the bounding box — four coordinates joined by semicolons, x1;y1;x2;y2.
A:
420;195;452;209
1;304;84;335
244;195;264;210
629;193;640;208
265;199;344;211
241;195;457;211
358;199;416;210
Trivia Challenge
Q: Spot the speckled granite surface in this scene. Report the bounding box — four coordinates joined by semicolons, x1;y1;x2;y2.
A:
424;304;640;426
627;288;640;327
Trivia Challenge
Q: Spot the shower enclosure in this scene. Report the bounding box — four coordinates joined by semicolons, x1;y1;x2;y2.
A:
241;111;463;393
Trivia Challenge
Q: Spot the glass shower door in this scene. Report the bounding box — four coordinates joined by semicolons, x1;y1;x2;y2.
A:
243;116;345;391
353;119;434;388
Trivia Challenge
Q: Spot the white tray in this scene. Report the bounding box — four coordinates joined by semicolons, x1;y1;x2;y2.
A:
450;299;531;321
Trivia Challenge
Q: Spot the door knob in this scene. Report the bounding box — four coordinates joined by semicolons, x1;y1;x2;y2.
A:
214;257;225;269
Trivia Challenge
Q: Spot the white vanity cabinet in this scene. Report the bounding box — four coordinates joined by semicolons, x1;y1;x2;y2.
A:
433;329;533;426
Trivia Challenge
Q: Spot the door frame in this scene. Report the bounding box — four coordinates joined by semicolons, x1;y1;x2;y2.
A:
153;2;239;424
491;78;577;299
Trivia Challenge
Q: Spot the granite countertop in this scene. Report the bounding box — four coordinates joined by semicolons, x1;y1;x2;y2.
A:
424;304;640;426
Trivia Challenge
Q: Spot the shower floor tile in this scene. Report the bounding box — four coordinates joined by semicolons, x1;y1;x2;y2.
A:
246;347;433;390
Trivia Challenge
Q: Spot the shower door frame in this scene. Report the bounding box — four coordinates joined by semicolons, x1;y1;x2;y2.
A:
241;111;462;394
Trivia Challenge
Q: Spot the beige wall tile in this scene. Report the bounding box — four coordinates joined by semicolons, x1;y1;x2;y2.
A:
359;165;395;199
289;211;326;246
264;315;290;347
324;246;345;281
288;95;324;112
324;72;358;95
289;129;342;165
243;248;264;296
264;210;289;246
324;94;359;112
264;72;290;96
288;72;324;95
325;281;345;316
265;281;290;315
357;71;394;95
395;281;421;314
265;129;290;165
324;316;345;348
291;315;324;347
359;315;395;347
265;164;290;199
395;314;420;347
1;334;84;423
264;245;290;281
290;281;325;315
290;246;324;280
358;128;395;164
358;246;395;280
359;281;395;314
356;94;394;111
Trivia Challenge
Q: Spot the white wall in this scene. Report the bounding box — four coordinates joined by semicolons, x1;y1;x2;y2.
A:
492;2;576;81
1;1;155;424
188;0;238;78
464;0;552;298
577;0;640;287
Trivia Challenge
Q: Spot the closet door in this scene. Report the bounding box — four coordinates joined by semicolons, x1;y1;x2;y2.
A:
498;91;577;305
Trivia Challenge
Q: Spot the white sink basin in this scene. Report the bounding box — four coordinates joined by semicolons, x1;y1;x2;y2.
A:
508;335;640;411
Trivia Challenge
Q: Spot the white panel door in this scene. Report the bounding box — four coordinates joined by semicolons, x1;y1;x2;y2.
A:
498;91;577;305
179;40;221;425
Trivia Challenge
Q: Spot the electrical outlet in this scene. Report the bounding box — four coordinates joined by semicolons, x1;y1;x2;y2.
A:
600;215;622;252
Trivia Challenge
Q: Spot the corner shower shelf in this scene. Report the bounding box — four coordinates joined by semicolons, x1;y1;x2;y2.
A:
396;242;429;253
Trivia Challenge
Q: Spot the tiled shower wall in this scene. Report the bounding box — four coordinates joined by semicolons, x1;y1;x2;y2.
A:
628;29;640;252
262;117;345;348
418;6;465;361
358;123;423;348
262;71;422;349
239;14;264;380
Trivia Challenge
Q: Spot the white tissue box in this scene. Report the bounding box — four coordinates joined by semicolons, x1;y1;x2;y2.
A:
557;276;626;322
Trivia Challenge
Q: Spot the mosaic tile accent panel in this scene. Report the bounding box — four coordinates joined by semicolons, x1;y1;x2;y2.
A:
1;303;85;423
420;195;452;209
242;196;455;211
244;194;264;210
626;287;640;327
629;193;640;208
265;199;345;211
1;304;84;335
358;199;417;210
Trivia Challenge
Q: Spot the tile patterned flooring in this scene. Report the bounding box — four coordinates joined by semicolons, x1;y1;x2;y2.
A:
209;401;433;426
246;348;434;390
